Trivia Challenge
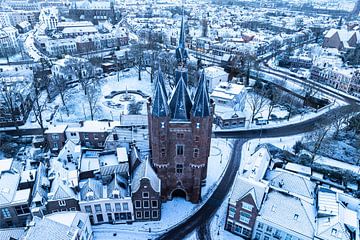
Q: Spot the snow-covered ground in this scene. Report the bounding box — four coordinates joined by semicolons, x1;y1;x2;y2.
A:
93;138;233;239
24;31;45;61
13;68;153;131
314;155;360;175
239;135;304;177
214;98;344;132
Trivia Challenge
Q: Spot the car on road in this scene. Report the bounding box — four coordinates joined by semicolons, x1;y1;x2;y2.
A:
255;117;268;125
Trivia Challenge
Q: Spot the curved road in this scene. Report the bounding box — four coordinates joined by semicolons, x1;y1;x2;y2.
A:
157;104;360;240
157;140;246;240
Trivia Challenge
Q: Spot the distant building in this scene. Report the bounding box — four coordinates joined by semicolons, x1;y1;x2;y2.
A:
210;82;246;108
69;0;116;24
310;66;360;98
278;55;313;69
323;29;360;51
9;11;38;26
39;7;59;31
16;21;31;33
0;26;19;57
51;56;99;83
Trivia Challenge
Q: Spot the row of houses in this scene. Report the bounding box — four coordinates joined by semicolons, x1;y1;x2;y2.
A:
310;66;360;98
34;26;129;57
0;117;162;231
225;146;360;240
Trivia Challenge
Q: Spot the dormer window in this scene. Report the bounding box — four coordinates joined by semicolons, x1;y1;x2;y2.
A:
293;214;299;220
331;228;337;236
112;189;120;198
86;191;94;200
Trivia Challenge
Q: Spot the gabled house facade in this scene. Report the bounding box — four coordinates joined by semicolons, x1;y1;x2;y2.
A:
225;176;268;239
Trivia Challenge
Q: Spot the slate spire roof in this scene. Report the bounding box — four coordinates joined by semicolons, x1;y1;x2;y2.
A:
168;76;193;120
192;70;211;117
157;66;167;100
175;12;188;64
152;68;169;117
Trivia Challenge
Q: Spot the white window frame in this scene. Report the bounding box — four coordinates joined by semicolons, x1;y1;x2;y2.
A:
242;202;253;211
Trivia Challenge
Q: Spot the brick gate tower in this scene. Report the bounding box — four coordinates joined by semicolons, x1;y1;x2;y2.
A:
147;15;214;204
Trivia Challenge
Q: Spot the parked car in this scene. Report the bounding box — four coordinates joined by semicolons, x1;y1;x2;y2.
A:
255;117;268;125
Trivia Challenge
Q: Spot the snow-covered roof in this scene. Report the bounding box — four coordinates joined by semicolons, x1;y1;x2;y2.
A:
119;114;148;126
57;139;81;164
265;169;316;202
12;189;31;205
45;124;68;134
69;121;119;133
325;28;359;43
24;211;88;240
242;147;271;181
48;177;77;201
57;21;93;28
229;176;267;209
116;148;128;163
79;178;103;201
0;158;13;172
131;157;161;194
107;174;129;198
0;171;21;207
0;228;25;240
62;26;98;35
258;190;316;239
285;162;312;176
46;211;88;229
316;187;358;240
80;150;100;172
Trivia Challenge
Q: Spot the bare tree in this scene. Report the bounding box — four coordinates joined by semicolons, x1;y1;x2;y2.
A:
130;43;147;81
247;91;268;122
53;77;70;116
265;84;283;120
0;79;22;133
85;81;100;120
331;107;354;139
66;57;96;95
32;85;46;135
306;123;331;161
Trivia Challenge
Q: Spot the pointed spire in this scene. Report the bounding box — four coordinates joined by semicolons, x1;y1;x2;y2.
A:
152;72;169;117
179;12;186;49
192;70;211;117
175;11;189;64
169;76;193;120
157;65;167;101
